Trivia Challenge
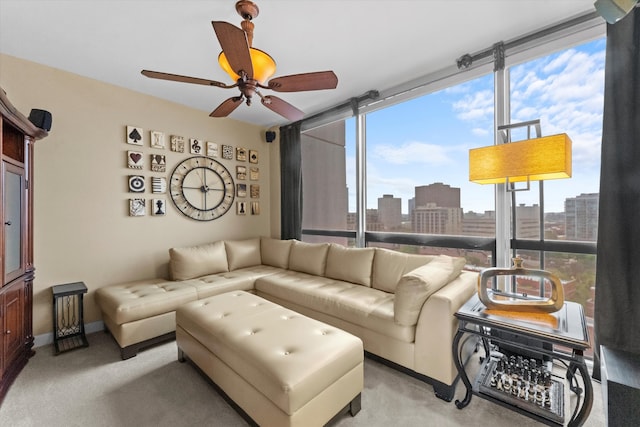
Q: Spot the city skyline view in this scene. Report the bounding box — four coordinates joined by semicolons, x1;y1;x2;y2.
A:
345;37;605;214
301;34;603;360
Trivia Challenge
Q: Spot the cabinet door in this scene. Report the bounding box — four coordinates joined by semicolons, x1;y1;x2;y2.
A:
2;281;25;369
3;162;26;284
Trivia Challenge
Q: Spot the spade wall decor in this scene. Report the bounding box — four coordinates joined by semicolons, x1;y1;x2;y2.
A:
127;126;144;145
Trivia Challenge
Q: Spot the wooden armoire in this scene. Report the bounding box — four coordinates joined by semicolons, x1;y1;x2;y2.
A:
0;87;48;403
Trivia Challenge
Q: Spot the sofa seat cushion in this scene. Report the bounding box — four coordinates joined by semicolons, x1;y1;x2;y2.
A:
187;265;284;299
95;279;198;325
176;291;363;415
256;272;415;343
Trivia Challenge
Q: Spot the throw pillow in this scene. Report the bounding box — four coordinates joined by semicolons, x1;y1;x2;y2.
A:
225;238;261;271
169;241;229;280
394;255;466;326
288;241;330;276
260;237;293;268
325;244;375;287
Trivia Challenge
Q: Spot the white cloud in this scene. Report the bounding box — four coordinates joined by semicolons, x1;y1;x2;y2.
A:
507;46;604;170
372;141;452;165
452;89;493;122
472;127;489;136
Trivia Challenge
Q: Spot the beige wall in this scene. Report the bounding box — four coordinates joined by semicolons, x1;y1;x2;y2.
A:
0;54;281;335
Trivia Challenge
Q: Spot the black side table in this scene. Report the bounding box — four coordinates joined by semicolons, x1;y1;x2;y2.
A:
452;294;592;426
52;282;89;354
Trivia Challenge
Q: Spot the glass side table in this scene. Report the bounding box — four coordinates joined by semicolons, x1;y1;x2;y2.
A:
51;281;89;354
452;294;592;426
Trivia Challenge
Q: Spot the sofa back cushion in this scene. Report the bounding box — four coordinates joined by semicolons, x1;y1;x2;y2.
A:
225;238;262;271
288;241;330;276
325;244;375;287
394;255;466;326
169;241;228;280
371;248;435;293
260;237;293;269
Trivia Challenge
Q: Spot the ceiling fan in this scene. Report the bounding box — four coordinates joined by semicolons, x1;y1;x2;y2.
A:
141;0;338;122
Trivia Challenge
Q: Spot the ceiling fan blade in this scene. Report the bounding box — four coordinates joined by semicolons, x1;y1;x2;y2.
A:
210;97;244;117
261;95;304;121
141;70;229;88
267;71;338;92
212;21;253;80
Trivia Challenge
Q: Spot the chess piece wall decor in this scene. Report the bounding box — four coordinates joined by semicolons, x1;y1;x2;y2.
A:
152;199;166;216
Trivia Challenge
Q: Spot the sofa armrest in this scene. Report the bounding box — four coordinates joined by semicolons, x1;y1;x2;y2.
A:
413;271;477;385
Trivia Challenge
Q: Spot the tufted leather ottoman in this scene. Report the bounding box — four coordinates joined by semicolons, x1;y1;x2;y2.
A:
176;291;363;427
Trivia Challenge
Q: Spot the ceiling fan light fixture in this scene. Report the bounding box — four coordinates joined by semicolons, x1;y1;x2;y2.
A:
218;48;276;84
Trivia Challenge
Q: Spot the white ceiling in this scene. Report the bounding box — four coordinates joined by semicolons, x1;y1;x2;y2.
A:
0;0;599;128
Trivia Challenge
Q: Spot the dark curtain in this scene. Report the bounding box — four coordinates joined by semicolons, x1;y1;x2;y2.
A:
593;7;640;379
280;122;303;240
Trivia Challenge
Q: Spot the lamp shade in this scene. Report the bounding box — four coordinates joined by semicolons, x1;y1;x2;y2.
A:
218;48;276;84
469;133;572;185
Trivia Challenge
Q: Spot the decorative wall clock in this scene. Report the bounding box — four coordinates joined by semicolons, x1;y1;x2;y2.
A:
170;156;235;221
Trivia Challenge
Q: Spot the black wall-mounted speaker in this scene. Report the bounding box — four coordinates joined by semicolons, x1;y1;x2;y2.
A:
265;130;276;143
28;109;52;131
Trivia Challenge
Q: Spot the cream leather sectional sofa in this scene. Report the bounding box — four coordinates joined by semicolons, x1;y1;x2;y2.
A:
95;237;478;400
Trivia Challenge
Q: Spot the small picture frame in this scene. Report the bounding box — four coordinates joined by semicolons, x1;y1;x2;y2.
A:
128;175;145;193
190;138;203;154
236;183;247;198
127;150;144;169
250;184;260;198
250;167;259;181
251;201;260;215
129;198;146;216
126;126;143;146
150;131;165;149
150;154;166;172
249;150;259;164
207;141;219;158
170;135;185;153
151;199;167;216
236;147;247;162
236;165;247;180
236;201;247;215
151;177;167;194
222;144;234;160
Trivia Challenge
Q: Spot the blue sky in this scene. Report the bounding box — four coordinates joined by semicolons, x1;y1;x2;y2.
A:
346;37;605;214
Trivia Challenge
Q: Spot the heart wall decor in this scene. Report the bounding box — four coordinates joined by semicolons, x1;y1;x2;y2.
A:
128;150;143;169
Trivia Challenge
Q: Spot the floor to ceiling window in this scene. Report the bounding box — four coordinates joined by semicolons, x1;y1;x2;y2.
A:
300;118;356;247
508;38;605;357
363;74;495;266
299;20;604;358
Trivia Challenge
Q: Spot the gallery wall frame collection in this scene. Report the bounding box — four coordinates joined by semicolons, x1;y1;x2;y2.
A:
124;125;260;219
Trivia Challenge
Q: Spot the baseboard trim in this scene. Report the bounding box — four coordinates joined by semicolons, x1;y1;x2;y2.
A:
33;321;104;349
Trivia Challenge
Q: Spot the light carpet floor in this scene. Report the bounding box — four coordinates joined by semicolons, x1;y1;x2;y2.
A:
0;332;604;426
